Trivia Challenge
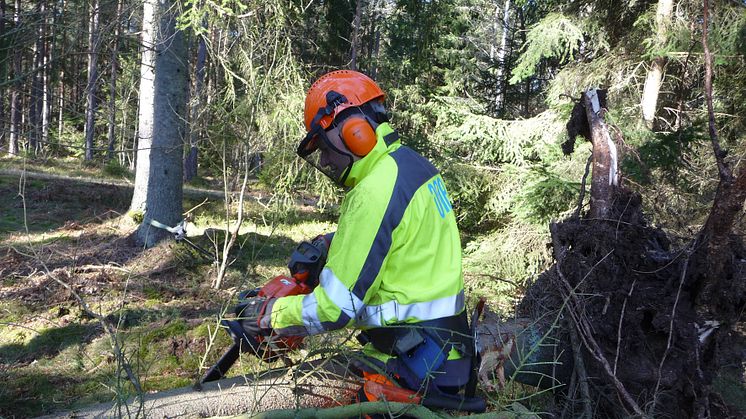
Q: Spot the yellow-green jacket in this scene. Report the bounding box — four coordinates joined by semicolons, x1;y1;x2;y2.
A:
270;123;464;338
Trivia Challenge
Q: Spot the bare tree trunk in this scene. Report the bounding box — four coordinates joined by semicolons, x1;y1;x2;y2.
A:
693;0;746;312
350;0;363;70
9;0;19;155
494;0;511;113
0;0;6;152
583;89;618;220
640;0;673;128
369;0;381;79
184;24;207;182
107;0;123;160
131;0;187;248
56;0;66;141
28;0;45;154
84;0;100;161
41;3;50;147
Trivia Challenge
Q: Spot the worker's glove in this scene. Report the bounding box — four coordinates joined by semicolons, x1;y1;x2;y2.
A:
311;232;335;263
234;296;274;337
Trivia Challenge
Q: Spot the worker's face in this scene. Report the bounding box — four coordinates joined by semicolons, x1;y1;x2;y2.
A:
318;126;354;176
298;122;357;186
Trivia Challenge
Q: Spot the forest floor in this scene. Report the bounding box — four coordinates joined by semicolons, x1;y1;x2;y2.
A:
2;158;743;418
0;159;537;418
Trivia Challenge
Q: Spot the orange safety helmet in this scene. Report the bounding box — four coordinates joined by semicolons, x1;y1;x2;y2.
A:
303;70;385;132
298;70;386;185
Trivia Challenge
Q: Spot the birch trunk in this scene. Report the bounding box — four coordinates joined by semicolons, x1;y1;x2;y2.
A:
640;0;674;128
107;0;123;160
494;0;511;113
8;0;20;155
84;0;100;161
41;5;50;146
130;0;188;248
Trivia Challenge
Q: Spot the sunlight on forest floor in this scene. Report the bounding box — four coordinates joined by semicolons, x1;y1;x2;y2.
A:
0;168;538;417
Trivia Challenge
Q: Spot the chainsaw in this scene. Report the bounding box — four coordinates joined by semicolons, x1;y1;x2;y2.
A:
198;237;327;384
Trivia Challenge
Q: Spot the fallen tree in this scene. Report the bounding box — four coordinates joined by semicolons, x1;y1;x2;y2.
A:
512;82;745;417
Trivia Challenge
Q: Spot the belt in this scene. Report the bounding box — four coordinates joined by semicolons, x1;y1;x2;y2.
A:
358;310;473;358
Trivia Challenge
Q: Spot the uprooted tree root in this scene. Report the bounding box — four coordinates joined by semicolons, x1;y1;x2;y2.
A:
519;189;745;418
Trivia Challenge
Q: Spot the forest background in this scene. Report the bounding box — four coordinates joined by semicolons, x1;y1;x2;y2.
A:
0;0;745;417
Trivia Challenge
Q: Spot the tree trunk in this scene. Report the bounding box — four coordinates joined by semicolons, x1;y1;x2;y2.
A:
9;0;19;156
640;0;674;128
692;0;746;318
56;0;66;142
350;0;363;70
130;0;188;248
494;0;511;113
42;314;566;418
107;0;123;161
369;0;381;79
28;0;45;154
41;3;50;147
583;89;618;220
84;0;100;161
184;25;207;182
0;0;5;152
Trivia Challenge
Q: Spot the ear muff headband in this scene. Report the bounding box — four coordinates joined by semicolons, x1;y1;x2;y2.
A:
339;116;377;157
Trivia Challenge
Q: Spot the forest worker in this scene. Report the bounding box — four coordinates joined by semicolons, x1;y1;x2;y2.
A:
240;70;474;402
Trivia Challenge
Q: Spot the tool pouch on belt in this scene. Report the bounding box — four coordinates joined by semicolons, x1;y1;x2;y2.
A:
360;311;473;382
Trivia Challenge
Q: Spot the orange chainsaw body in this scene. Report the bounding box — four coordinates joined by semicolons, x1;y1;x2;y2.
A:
254;272;313;359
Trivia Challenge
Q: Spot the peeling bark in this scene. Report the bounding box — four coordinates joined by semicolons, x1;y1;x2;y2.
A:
582;89;618;220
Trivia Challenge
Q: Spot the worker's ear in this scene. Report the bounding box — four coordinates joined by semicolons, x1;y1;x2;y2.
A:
339;116;377;157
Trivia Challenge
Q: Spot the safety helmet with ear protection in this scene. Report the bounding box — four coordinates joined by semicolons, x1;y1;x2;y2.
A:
298;70;385;185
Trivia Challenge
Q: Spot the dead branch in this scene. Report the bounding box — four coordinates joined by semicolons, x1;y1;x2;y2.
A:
214;152;251;289
613;280;636;375
567;321;592;419
702;0;730;181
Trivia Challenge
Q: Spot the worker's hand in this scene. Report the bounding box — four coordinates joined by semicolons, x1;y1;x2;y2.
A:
311;232;335;261
234;296;274;337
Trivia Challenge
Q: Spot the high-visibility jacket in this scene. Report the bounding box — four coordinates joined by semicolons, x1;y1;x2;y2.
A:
270;122;465;339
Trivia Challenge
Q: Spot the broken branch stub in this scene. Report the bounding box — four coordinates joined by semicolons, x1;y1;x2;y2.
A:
582;88;619;220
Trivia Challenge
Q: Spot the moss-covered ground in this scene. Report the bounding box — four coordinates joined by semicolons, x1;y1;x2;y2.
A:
0;162;541;418
3;161;740;418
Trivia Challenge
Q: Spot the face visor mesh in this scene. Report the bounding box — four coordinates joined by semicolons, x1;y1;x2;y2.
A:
297;124;354;186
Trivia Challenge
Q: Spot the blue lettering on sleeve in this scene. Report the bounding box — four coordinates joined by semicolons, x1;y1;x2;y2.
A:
428;177;452;218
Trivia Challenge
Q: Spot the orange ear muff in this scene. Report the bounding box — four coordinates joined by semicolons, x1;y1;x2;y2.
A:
340;116;377;157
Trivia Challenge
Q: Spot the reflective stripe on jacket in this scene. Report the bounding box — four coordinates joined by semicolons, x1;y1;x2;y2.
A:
270;122;464;336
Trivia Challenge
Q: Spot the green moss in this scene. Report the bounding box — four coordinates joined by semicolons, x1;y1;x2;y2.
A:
0;372;56;417
142;375;192;392
0;322;98;364
130;210;144;224
0;300;32;323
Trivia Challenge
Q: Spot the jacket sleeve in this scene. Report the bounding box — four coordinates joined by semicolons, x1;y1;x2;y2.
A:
270;174;395;336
